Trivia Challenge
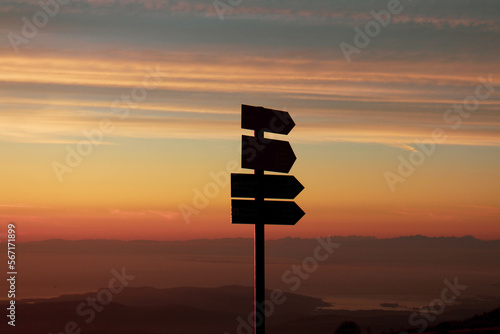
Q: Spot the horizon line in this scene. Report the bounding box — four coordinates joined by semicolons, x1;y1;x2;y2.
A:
3;234;499;243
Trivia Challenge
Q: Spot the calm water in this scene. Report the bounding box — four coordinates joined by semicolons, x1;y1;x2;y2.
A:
7;253;500;312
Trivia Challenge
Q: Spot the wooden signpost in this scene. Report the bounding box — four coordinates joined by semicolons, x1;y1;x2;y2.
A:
231;104;305;334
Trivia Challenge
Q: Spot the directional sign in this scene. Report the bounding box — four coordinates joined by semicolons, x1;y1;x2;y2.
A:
232;199;305;225
231;174;304;199
242;105;295;135
242;135;296;173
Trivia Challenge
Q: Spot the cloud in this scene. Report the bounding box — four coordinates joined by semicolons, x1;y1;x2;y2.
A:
0;50;498;148
387;143;418;152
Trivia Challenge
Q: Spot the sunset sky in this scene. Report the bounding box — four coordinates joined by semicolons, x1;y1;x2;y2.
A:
1;0;499;241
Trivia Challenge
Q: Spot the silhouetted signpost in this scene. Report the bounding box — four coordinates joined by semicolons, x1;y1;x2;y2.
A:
231;174;304;199
231;104;305;334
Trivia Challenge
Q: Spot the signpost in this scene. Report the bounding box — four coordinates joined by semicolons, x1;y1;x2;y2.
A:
241;104;295;135
231;104;305;334
231;200;305;225
242;136;296;173
231;174;304;199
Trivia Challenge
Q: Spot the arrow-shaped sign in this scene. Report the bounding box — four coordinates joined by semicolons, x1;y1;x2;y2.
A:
232;199;305;225
242;135;296;173
231;174;304;199
242;105;295;135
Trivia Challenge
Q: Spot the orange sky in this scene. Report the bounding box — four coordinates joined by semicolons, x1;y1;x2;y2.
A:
1;0;499;241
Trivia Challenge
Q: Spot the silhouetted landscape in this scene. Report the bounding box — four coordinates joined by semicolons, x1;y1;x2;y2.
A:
1;286;499;333
385;307;500;334
2;236;500;333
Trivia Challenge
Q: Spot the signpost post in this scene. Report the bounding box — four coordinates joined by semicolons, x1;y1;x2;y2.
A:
231;104;305;334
